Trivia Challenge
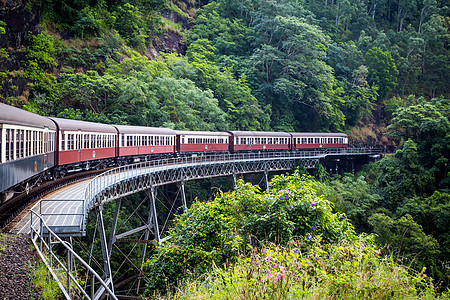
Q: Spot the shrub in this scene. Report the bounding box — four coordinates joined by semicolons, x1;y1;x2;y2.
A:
167;237;446;300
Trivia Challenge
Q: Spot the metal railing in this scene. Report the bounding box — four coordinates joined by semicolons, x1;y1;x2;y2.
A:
30;208;117;300
36;199;86;235
84;148;381;215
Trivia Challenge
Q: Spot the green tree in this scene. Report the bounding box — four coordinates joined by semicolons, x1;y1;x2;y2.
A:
364;47;399;99
369;213;441;278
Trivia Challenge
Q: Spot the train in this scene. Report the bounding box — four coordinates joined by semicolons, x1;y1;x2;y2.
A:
0;102;348;203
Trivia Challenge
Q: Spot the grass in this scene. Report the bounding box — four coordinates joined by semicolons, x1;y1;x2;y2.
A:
160;237;449;300
29;244;63;300
161;17;185;37
0;233;9;252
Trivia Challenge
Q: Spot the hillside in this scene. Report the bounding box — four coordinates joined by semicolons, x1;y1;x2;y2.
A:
0;0;449;298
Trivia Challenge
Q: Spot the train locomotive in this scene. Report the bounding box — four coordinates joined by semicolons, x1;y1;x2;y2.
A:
0;103;348;203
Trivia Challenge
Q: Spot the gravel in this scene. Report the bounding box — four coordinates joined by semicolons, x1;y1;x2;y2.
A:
0;233;40;299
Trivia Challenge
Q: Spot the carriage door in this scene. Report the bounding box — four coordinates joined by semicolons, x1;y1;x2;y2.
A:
77;132;82;162
176;135;181;153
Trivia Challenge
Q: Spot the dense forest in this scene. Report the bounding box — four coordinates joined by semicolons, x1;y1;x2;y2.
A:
0;0;449;298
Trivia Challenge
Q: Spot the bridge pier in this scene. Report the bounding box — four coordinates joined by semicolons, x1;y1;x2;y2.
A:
179;181;187;211
264;170;269;191
95;205;115;299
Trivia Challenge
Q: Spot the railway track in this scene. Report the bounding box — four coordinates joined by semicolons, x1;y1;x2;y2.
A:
0;169;108;231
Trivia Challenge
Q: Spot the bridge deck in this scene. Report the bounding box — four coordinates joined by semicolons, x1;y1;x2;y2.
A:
7;149;381;236
10;179;90;235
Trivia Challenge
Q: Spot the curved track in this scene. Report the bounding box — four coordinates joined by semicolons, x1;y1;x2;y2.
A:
0;169;108;230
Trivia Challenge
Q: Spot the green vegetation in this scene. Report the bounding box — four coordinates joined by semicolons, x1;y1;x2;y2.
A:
166;239;443;299
140;173;449;298
0;0;449;298
32;258;63;300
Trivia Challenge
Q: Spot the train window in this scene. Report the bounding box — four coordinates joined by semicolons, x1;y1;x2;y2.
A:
43;132;47;153
339;138;343;144
20;130;24;158
126;136;132;147
50;133;53;152
32;131;37;155
13;129;17;158
0;129;9;161
25;130;29;156
38;132;42;154
61;133;65;151
327;138;332;144
83;134;89;149
16;130;20;158
67;134;73;150
5;129;10;161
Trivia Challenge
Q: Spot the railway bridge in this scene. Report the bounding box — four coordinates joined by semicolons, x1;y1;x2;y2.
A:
9;148;380;299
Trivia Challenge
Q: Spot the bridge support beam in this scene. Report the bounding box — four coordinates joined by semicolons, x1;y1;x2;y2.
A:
264;170;269;191
108;198;122;257
180;181;187;211
94;205;114;299
148;187;160;244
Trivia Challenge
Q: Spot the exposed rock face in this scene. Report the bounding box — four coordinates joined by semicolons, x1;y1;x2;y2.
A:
0;0;41;49
0;0;42;104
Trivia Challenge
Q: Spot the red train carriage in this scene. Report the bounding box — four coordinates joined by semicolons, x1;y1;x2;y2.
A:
49;118;118;171
227;131;291;152
114;125;176;161
175;131;230;154
291;132;348;150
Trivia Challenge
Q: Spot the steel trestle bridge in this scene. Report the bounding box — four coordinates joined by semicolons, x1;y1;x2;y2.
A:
26;148;380;299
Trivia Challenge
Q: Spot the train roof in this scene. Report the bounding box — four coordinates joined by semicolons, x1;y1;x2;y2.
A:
49;117;118;133
290;132;348;137
175;130;230;137
0;103;56;130
227;131;291;137
114;125;176;135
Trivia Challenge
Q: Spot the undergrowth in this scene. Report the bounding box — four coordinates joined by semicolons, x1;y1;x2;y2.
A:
163;237;449;300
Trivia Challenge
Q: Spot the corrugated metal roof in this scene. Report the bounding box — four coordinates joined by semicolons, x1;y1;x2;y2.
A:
175;130;230;136
227;131;291;137
114;125;176;135
49;117;118;133
0;103;56;130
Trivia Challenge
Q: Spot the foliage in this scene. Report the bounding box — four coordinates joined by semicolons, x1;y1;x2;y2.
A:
164;237;445;300
364;47;399;99
0;20;6;35
32;252;63;299
315;174;381;232
143;172;356;294
368;213;441;280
